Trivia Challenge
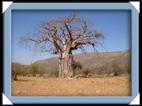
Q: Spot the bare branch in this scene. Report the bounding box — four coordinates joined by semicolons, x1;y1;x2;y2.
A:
64;23;73;41
71;41;95;50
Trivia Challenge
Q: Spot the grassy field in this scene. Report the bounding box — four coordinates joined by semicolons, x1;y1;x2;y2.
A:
12;76;130;96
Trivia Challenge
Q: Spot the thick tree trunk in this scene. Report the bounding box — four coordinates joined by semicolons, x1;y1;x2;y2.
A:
58;51;74;78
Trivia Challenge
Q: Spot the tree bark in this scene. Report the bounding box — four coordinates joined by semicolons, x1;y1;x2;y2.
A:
58;51;74;78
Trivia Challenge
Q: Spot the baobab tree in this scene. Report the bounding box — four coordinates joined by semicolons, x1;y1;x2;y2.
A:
21;13;104;78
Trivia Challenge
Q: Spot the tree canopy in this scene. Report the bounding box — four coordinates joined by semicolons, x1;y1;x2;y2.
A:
21;13;104;55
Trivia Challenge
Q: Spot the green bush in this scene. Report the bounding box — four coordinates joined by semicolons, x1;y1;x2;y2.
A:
12;63;22;80
123;64;131;74
73;60;82;70
80;66;95;77
30;63;39;77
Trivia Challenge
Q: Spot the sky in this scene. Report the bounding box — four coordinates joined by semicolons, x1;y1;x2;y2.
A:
12;10;131;65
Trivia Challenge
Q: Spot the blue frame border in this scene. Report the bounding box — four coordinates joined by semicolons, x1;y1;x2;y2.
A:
3;3;139;104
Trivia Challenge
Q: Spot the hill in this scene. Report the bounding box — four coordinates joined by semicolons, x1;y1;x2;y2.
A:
36;50;130;67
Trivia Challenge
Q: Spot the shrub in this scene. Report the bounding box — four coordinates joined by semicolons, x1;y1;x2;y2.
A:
81;66;95;77
73;60;82;70
123;64;131;74
12;63;22;80
29;63;39;77
97;58;131;76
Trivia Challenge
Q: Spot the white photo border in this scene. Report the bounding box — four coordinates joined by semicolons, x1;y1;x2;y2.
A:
3;2;139;104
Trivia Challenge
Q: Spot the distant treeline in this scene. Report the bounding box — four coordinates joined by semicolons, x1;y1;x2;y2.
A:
12;58;130;80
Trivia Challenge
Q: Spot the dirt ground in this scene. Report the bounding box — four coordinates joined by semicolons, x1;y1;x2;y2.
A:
12;76;131;96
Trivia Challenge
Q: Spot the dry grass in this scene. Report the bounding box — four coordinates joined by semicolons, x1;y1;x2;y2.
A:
12;76;131;96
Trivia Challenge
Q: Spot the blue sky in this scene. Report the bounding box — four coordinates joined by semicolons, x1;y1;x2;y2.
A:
12;10;131;65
